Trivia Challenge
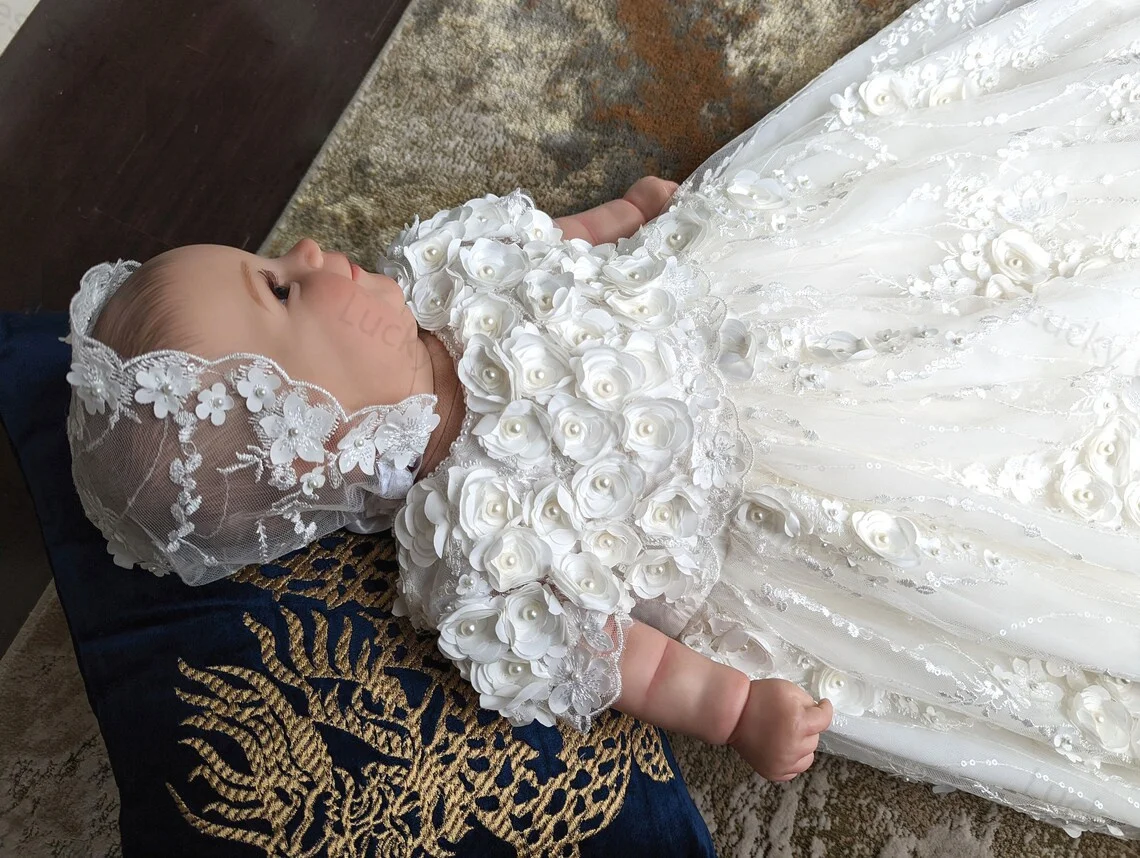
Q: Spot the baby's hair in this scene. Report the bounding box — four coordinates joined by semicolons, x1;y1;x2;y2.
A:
91;254;190;358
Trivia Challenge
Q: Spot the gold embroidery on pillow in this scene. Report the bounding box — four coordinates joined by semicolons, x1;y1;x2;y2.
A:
166;534;674;855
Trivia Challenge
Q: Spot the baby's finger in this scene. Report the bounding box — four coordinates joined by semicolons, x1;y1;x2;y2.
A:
785;683;817;711
807;697;834;731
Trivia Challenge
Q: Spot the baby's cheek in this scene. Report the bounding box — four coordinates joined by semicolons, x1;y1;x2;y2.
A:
354;301;407;350
325;288;384;340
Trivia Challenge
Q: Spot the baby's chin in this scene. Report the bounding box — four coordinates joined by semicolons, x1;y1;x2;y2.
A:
355;265;420;331
356;265;396;286
355;266;402;296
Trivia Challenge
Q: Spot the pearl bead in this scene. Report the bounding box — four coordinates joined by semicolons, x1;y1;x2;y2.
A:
524;607;538;621
1104;442;1115;454
836;678;846;687
485;367;500;382
566;423;581;436
594;476;612;490
600;536;614;547
490;502;503;514
255;387;266;398
1010;257;1023;267
599;380;614;395
430;297;442;308
425;246;440;259
649;564;663;576
288;426;299;437
654;508;670;522
508;663;524;675
873;532;888;546
668;233;683;246
636;420;654;436
160;383;172;394
212;397;224;408
507;420;523;435
1095;713;1104;723
1078;489;1093;502
461;621;477;635
502;554;517;568
629;271;641;281
482;315;495;328
480;265;495;278
354;438;365;448
749;508;765;522
545;504;559;519
534;369;546;381
875;93;888;105
581;578;596;590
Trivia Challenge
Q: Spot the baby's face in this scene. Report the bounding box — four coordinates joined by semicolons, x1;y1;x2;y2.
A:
154;238;428;413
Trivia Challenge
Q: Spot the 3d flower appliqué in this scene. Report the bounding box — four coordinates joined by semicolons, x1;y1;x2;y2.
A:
67;353;122;416
851;509;922;569
236;366;280;413
135;363;194;419
259;393;336;466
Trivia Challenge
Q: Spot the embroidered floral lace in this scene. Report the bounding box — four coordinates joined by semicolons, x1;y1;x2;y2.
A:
66;262;440;585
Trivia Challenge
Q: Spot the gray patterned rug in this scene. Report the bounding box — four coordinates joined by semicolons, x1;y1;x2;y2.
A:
4;0;1138;854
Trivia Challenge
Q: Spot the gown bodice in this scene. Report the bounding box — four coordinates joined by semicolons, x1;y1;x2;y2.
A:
384;189;754;728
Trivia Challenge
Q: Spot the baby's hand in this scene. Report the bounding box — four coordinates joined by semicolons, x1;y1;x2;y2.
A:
727;678;834;782
556;176;679;245
623;176;679;221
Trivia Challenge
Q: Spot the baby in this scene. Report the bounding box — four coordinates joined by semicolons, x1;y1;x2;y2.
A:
79;176;832;784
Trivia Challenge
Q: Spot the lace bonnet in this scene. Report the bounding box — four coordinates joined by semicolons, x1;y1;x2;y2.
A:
64;259;440;585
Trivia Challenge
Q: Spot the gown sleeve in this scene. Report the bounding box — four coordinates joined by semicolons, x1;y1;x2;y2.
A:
392;472;633;731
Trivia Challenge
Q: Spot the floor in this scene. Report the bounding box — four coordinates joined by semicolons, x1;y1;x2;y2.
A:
0;0;35;56
0;0;411;656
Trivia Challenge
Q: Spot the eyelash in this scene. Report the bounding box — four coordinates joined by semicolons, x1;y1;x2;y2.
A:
260;269;291;304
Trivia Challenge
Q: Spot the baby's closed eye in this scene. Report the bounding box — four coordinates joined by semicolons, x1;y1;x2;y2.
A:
260;269;292;303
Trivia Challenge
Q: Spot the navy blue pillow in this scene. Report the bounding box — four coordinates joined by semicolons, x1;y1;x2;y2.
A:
0;311;716;858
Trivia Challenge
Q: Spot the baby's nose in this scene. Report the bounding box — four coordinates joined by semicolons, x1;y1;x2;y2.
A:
289;237;324;269
323;250;355;280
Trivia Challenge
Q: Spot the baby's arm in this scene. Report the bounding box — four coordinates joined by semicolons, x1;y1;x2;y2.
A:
555;176;679;245
615;619;835;782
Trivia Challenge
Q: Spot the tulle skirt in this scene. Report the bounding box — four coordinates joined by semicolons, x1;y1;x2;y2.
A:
671;0;1140;839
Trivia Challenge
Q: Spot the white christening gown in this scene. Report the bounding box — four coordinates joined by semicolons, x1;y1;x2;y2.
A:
389;0;1140;842
669;0;1140;841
